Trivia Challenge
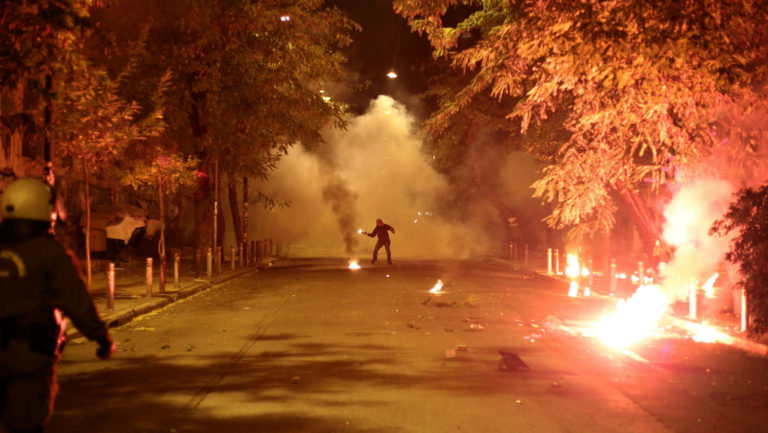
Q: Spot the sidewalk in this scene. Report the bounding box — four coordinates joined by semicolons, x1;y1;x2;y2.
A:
66;256;271;340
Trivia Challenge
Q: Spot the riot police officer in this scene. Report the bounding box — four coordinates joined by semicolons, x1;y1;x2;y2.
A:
0;178;115;433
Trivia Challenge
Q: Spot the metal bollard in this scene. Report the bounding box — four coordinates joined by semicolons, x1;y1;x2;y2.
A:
239;243;244;268
548;248;552;274
206;248;212;280
610;258;617;295
145;258;153;297
107;263;115;309
174;252;180;288
230;244;236;270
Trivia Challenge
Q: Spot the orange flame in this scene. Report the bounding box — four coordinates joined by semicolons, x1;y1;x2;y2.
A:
592;285;670;349
429;279;443;294
348;259;361;270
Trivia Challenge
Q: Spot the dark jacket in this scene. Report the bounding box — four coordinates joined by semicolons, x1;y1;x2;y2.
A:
367;223;395;244
0;220;108;350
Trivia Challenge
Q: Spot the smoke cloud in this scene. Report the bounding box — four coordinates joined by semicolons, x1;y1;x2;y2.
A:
244;95;490;259
660;177;736;301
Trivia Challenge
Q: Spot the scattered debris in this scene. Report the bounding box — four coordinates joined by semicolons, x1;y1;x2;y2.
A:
466;322;484;331
456;345;469;352
406;322;421;330
291;376;301;384
498;350;530;371
445;349;456;358
161;344;170;350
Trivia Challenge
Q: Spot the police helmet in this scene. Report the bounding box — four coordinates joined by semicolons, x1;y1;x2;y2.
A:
1;178;56;221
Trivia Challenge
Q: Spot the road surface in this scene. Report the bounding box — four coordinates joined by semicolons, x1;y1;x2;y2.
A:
48;258;768;432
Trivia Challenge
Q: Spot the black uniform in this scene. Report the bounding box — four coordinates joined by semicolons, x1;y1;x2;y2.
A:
0;220;110;432
367;222;395;264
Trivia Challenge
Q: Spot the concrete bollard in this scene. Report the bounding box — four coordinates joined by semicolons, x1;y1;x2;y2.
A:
107;262;115;310
230;244;236;270
174;252;180;288
610;258;617;295
145;257;153;298
548;248;552;274
555;248;560;274
206;248;212;280
588;259;594;288
509;243;514;261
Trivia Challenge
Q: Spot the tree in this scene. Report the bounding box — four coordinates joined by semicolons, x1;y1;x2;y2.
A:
90;0;358;274
120;144;197;291
395;0;768;262
711;185;768;336
52;45;164;290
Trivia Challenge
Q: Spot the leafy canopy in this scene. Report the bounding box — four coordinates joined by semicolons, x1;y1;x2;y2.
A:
395;0;768;238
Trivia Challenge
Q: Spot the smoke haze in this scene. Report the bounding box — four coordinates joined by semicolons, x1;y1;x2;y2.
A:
242;95;491;259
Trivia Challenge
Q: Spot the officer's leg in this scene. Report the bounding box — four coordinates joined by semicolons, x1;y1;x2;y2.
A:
372;242;383;263
4;343;56;433
384;243;392;264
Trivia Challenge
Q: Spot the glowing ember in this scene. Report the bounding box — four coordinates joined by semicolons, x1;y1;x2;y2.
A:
429;279;443;294
592;285;670;349
357;228;363;234
691;322;720;343
348;260;361;270
702;272;719;298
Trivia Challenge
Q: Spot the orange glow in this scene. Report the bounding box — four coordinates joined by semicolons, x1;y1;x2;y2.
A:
701;272;718;298
429;279;443;294
592;285;670;349
565;253;579;278
568;281;578;297
348;259;361;270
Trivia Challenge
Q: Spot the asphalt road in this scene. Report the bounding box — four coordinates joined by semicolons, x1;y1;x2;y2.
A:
48;258;768;433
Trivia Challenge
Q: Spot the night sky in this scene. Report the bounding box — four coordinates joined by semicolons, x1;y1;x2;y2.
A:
327;0;434;114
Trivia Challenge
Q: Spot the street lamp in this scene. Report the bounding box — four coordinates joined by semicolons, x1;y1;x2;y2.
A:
386;70;398;79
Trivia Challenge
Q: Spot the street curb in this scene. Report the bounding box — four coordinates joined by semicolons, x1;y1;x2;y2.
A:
66;266;261;341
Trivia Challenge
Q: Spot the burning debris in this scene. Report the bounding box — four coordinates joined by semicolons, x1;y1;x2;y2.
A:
348;259;361;270
429;279;443;294
590;284;670;349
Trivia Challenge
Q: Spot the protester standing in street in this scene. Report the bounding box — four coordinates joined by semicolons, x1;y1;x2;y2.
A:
361;218;395;264
0;178;115;433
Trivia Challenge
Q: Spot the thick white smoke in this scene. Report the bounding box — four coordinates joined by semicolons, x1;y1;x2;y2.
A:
242;95;489;259
660;177;736;301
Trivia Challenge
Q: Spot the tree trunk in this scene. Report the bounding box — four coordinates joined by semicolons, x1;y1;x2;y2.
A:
242;176;248;255
82;159;92;291
613;186;668;265
193;159;213;278
158;177;166;292
228;177;242;248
